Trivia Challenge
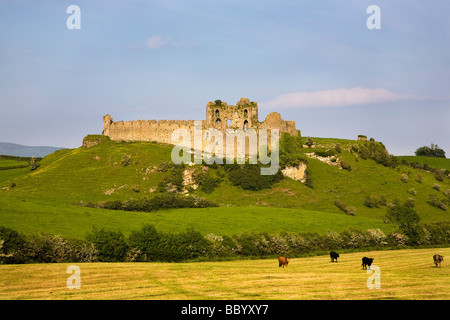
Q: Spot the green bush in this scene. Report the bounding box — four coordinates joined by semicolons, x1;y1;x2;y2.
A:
444;189;450;197
230;232;270;256
435;170;445;182
357;141;397;167
385;204;422;245
0;226;26;264
162;164;185;192
22;234;76;263
428;194;447;211
128;225;213;262
401;173;408;183
121;154;131;167
334;199;355;216
0;226;25;256
128;224;160;262
86;227;129;262
404;197;416;208
305;137;314;147
71;239;98;262
85;193;218;212
363;195;387;208
365;228;388;246
152;229;212;262
314;149;337;158
194;170;221;193
420;223;450;245
156;161;176;172
279;132;305;168
226;163;283;191
304;170;313;188
340;229;367;248
340;161;352;171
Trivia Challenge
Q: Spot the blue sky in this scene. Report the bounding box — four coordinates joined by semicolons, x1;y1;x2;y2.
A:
0;0;449;156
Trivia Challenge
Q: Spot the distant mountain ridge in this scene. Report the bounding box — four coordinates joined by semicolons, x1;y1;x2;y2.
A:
0;142;64;157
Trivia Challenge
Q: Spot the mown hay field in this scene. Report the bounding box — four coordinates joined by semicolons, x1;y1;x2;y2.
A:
0;248;448;300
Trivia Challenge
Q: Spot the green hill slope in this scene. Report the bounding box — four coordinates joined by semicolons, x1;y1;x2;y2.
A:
0;136;448;238
397;155;450;171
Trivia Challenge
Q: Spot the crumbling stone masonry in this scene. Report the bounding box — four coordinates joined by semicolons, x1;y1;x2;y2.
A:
103;98;300;154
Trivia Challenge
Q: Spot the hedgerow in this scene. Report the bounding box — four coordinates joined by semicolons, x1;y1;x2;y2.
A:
1;222;449;264
80;193;218;212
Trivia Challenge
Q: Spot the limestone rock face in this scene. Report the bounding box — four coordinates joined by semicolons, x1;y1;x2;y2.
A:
281;162;307;182
182;168;198;190
82;135;107;148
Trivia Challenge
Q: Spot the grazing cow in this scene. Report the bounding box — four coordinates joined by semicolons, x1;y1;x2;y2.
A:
433;254;444;268
278;256;290;268
330;251;339;262
361;257;374;270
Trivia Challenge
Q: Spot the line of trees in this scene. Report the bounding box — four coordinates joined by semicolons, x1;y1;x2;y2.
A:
1;206;449;264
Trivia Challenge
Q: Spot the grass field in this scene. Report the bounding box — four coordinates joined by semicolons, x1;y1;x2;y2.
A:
0;248;448;300
0;195;393;238
0;159;28;169
397;155;450;171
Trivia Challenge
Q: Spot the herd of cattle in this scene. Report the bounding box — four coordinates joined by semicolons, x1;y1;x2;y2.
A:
277;252;444;269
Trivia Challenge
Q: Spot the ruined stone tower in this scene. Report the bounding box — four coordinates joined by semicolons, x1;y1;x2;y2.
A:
206;98;258;131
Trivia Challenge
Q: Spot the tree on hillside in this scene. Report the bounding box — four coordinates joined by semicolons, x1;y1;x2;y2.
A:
415;144;446;158
384;204;421;244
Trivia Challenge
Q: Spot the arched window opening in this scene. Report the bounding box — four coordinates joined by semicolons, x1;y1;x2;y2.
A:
216;118;221;127
227;119;231;127
244;109;248;117
215;109;220;118
243;120;248;131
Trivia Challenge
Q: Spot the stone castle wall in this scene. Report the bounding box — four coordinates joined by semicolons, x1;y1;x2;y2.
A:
103;116;196;145
103;98;300;154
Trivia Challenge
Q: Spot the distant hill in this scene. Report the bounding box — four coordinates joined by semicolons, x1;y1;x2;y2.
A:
0;136;448;239
0;142;64;158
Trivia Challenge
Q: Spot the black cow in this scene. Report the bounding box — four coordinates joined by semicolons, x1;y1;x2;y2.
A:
433;254;444;268
330;251;339;262
361;257;374;270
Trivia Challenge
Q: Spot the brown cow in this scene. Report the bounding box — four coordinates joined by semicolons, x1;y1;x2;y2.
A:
433;254;444;268
278;256;290;268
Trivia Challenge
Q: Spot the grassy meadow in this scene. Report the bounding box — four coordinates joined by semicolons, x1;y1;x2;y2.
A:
0;196;392;239
0;248;448;300
397;155;450;171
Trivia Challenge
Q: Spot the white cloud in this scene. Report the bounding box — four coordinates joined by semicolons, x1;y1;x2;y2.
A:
261;87;421;109
144;36;197;50
145;36;170;49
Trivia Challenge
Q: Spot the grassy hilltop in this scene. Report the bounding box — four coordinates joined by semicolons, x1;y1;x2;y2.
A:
0;135;449;240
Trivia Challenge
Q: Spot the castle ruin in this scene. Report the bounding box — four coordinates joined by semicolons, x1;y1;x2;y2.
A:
103;98;300;155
